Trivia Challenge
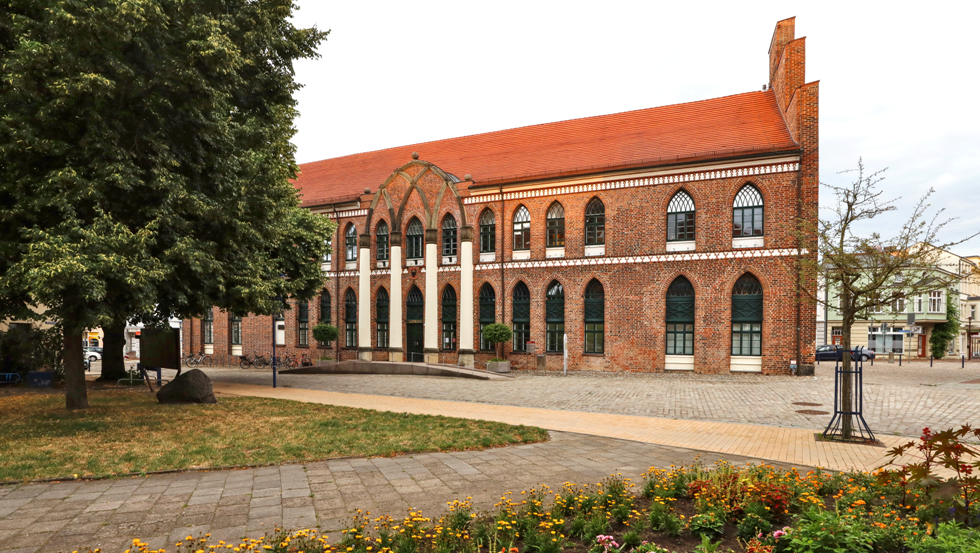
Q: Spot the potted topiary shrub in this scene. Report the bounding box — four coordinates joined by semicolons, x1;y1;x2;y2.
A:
311;323;339;364
482;323;512;373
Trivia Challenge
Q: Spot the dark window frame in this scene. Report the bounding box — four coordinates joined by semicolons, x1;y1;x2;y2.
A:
479;210;496;254
297;301;309;346
344;290;357;348
318;292;332;347
231;315;242;346
512;282;530;351
732;185;765;238
203;308;214;345
546;281;564;352
442;215;457;257
407;218;424;259
345;224;357;261
666;277;695;355
479;284;496;351
377;288;389;349
585;198;605;245
376;221;389;261
584;279;604;354
442;286;457;351
546;203;565;248
731;274;763;356
667;190;696;242
513;206;530;251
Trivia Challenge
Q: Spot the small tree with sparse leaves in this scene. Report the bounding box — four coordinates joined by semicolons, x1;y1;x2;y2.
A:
482;323;512;361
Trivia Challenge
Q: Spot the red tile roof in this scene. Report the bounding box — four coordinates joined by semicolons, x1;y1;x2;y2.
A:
295;90;797;206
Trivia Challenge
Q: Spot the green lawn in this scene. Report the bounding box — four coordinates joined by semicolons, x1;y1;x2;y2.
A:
0;389;548;481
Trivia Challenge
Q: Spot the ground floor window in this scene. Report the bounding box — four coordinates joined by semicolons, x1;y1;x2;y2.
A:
585;323;604;353
231;316;242;346
480;323;492;351
666;323;694;355
546;323;564;352
513;323;529;352
377;323;389;349
345;322;356;348
731;323;761;356
442;322;456;350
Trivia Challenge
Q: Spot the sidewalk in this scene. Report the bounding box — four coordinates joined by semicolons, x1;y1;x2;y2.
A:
212;382;919;474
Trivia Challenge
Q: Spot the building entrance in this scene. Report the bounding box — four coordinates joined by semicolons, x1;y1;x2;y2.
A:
407;324;424;362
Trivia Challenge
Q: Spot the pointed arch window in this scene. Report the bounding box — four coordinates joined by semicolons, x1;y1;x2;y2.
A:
442;286;457;350
318;292;331;346
297;301;309;346
407;218;424;259
667;191;696;242
546;281;565;352
202;308;214;345
407;286;424;322
442;215;457;257
585;280;604;353
376;222;389;261
345;224;357;262
480;210;496;254
732;274;763;356
666;277;694;355
513;206;530;251
546;202;565;248
377;288;389;349
344;289;357;347
230;314;242;346
512;282;530;351
733;184;764;237
585;198;605;245
479;284;496;351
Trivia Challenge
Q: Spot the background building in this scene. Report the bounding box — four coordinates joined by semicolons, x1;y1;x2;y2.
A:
183;18;819;374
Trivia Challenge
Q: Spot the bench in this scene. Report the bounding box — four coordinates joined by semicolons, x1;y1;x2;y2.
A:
0;373;22;385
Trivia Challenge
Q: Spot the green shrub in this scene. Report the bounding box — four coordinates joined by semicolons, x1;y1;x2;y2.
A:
482;323;511;358
583;515;610;542
689;509;725;540
661;513;683;538
620;528;642;549
648;501;671;531
737;512;771;541
783;508;873;553
312;323;339;344
908;522;980;553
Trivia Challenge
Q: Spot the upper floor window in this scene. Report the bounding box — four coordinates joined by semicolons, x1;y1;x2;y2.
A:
512;282;530;351
322;239;332;263
345;224;357;261
376;222;389;261
667;190;695;242
733;184;764;237
407;218;424;259
585;198;605;245
971;304;977;320
480;210;496;253
929;291;945;313
442;215;457;257
513;206;530;251
546;281;564;352
546;202;565;248
584;279;605;354
892;297;906;313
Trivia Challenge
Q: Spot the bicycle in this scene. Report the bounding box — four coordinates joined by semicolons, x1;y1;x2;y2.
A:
186;352;213;367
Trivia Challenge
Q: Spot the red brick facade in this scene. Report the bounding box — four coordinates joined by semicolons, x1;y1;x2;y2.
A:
183;18;818;374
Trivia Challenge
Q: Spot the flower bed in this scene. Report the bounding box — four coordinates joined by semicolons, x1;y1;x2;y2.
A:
89;427;980;553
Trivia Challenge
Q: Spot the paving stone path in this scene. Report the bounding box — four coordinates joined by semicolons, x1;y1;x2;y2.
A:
0;433;790;553
203;360;980;439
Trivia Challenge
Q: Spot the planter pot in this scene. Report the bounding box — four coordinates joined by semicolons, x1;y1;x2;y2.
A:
26;371;54;388
487;361;510;374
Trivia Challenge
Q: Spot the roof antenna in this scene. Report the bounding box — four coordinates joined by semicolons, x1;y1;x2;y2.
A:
762;84;768;90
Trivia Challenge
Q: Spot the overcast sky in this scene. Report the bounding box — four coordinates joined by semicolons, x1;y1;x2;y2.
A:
288;1;980;255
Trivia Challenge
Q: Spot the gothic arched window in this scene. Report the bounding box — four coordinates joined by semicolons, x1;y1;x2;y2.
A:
546;202;565;248
344;289;357;347
479;284;496;351
406;286;424;322
667;190;695;242
585;198;605;245
345;224;357;262
546;281;564;352
297;301;309;346
407;218;424;259
512;282;530;351
376;221;389;261
442;215;457;257
732;274;763;356
318;291;331;346
376;288;389;349
585;280;604;353
442;286;457;350
733;184;764;237
666;277;694;355
513;206;530;251
480;210;496;254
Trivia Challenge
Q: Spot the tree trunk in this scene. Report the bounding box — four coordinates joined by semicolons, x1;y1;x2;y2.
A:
839;316;854;440
63;318;89;410
97;320;127;382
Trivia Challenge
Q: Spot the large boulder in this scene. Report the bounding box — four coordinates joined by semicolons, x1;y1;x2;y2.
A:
156;369;217;404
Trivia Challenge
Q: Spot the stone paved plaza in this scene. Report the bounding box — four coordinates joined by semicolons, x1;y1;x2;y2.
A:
203;360;980;439
0;433;789;553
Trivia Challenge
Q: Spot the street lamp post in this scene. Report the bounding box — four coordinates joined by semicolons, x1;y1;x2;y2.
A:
969;316;974;360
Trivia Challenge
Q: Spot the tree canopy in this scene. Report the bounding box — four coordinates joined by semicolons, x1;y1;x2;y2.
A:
0;0;333;408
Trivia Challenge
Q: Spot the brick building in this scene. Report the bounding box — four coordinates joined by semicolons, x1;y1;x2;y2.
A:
183;18;819;374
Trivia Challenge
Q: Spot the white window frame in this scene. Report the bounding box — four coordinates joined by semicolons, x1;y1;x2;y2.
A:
929;291;944;314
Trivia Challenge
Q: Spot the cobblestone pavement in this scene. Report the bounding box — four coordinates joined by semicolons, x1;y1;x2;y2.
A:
0;433;791;553
202;360;980;439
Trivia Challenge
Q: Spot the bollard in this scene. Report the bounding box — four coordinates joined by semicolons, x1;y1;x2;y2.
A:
964;355;966;368
899;353;902;366
871;355;874;366
930;355;933;367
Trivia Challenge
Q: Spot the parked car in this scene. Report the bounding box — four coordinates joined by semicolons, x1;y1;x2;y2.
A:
815;345;876;362
85;347;104;355
84;350;102;362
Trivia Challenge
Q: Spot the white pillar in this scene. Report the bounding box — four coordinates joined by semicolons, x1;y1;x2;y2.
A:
424;230;439;363
357;239;372;361
458;227;475;368
389;236;404;362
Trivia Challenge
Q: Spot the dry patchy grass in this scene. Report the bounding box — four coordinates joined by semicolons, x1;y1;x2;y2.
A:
0;389;547;481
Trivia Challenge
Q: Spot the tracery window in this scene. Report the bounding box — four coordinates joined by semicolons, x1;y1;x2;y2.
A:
585;198;605;245
731;274;763;356
442;287;457;350
345;224;357;261
733;184;764;237
443;215;457;257
666;277;694;355
584;280;604;354
513;206;530;251
546;281;564;352
407;218;424;259
376;222;389;261
512;282;530;351
479;210;496;254
546;202;565;248
376;288;389;349
479;284;496;351
344;289;357;348
407;286;424;321
297;301;309;346
667;190;696;242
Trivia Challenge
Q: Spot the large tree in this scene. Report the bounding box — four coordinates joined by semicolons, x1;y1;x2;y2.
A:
0;0;333;409
796;160;978;440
